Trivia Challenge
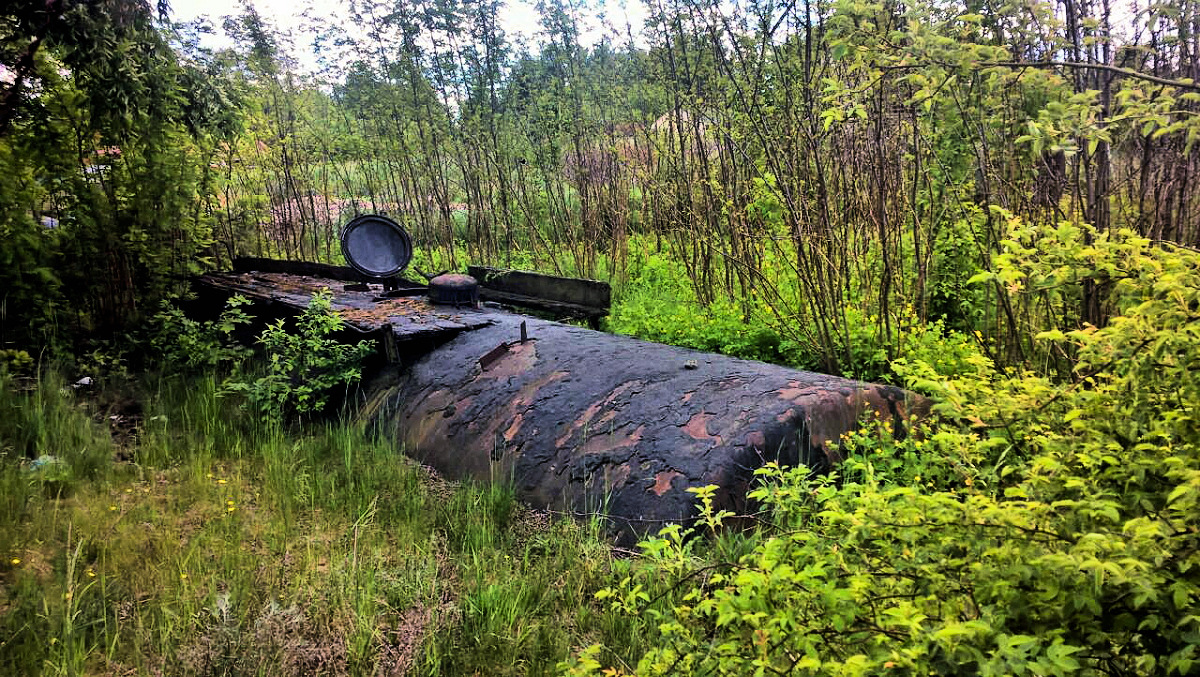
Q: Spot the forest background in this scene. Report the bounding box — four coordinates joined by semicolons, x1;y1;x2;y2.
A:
12;0;1199;380
3;0;1200;673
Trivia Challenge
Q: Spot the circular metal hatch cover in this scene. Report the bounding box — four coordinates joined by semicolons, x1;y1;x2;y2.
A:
340;214;413;278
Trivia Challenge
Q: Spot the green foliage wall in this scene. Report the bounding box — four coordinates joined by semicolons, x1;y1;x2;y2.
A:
0;0;238;352
565;223;1200;676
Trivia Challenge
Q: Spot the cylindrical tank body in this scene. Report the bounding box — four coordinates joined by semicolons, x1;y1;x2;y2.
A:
365;314;925;543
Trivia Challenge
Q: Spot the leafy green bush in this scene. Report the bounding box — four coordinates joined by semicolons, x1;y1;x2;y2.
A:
148;295;253;373
0;349;33;375
223;289;373;423
839;305;983;384
565;223;1200;676
927;207;991;331
607;251;984;383
606;253;816;367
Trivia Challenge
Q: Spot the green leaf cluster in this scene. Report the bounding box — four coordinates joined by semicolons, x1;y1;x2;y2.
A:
1;0;241;352
567;223;1200;675
147;294;252;373
222;289;374;423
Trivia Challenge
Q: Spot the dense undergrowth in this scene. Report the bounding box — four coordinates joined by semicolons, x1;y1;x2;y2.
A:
565;223;1200;675
604;237;985;385
0;367;658;676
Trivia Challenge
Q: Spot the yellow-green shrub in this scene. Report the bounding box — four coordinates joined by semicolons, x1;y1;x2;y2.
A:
566;223;1200;676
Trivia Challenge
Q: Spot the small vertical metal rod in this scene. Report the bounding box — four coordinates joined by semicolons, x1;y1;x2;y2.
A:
380;323;399;364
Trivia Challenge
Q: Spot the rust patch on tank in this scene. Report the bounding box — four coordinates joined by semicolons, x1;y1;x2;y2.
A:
608;463;633;489
449;395;474;419
556;380;643;448
477;341;539;379
514;370;568;407
503;413;524;442
580;424;644;455
682;412;722;445
410;409;449;450
418;388;452;412
472;370;568;443
556;401;605;448
778;383;811;401
712;375;747;391
337;296;440;326
649;470;682;496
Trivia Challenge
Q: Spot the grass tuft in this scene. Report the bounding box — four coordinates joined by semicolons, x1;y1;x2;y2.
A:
0;367;649;676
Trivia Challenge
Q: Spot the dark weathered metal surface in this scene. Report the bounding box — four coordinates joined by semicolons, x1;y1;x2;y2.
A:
362;313;928;544
197;271;494;341
428;273;480;308
468;265;610;319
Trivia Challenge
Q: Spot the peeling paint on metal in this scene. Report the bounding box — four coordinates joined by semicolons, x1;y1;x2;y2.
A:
650;470;683;496
580;424;645;455
503;413;524;442
477;340;539;378
608;463;633;490
555;380;643;449
682;412;723;445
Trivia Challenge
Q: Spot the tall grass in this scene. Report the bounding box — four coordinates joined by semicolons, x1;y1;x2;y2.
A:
0;367;656;675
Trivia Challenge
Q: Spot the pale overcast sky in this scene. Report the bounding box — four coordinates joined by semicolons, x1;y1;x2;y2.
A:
170;0;649;69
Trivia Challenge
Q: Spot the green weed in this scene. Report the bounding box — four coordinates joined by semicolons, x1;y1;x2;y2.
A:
0;368;632;676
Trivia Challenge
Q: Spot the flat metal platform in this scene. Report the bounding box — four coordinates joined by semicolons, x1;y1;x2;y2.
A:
198;272;496;340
